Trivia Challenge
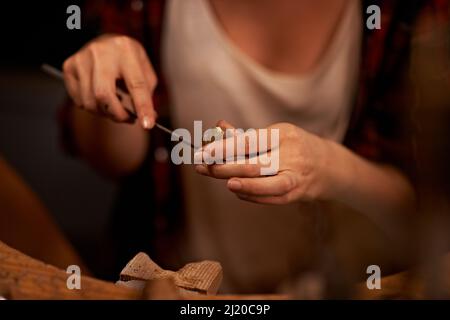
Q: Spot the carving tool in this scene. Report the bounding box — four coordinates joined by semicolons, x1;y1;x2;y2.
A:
41;63;195;148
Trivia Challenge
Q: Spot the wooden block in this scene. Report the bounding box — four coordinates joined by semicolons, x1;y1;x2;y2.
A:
120;252;223;295
119;252;164;282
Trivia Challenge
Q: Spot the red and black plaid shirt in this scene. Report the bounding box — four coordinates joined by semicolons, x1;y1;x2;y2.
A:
62;0;450;270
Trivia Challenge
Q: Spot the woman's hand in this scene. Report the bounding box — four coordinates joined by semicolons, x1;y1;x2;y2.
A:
62;34;158;128
195;120;415;241
194;121;334;205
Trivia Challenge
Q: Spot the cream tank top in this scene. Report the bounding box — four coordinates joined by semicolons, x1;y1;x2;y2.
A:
162;0;362;292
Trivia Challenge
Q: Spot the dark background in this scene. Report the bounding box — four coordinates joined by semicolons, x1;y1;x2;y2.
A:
0;1;92;68
0;1;118;278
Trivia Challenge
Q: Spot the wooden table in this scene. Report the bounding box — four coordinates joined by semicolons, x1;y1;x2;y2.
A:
1;240;449;299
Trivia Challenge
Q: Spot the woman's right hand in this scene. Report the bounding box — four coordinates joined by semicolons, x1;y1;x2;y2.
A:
62;34;158;129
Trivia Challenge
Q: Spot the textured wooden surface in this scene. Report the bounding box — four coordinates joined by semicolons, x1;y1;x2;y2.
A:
2;240;450;299
353;255;450;299
0;241;139;300
0;241;285;299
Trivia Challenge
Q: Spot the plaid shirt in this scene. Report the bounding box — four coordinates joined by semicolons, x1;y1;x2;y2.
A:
63;0;449;270
81;0;450;174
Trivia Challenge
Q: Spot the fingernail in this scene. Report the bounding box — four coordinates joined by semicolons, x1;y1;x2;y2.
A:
228;179;242;191
142;116;154;129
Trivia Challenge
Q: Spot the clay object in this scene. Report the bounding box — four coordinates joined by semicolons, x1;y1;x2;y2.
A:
119;252;223;295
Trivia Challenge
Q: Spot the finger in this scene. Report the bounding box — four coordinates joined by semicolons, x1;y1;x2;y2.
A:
203;128;278;162
216;119;235;130
62;60;82;107
120;51;156;129
227;171;297;197
92;62;129;122
139;48;159;100
236;193;294;205
196;162;262;179
75;56;96;112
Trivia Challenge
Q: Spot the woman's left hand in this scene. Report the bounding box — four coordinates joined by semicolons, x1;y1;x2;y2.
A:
194;121;334;205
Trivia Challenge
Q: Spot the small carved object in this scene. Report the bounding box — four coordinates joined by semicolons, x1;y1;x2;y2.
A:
117;252;223;297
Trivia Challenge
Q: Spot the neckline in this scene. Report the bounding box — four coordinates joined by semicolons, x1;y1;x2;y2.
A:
200;0;360;85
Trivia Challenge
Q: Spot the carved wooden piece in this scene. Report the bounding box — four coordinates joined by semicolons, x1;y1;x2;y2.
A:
119;252;223;295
